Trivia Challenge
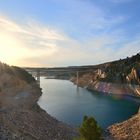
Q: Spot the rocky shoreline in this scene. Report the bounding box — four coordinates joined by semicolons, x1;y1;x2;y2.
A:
71;74;140;98
0;79;77;140
87;81;140;97
70;77;140;140
0;61;139;140
107;108;140;140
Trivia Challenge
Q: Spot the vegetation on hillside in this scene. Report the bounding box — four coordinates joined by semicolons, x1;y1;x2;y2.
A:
0;62;35;83
99;53;140;84
73;115;102;140
11;66;35;83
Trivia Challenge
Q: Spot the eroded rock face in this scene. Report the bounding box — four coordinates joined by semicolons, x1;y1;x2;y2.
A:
126;68;140;85
71;71;140;97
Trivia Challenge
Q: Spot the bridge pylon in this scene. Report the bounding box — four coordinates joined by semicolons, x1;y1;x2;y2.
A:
76;71;79;86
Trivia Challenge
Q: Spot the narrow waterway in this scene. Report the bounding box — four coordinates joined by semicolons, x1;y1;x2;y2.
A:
38;77;139;129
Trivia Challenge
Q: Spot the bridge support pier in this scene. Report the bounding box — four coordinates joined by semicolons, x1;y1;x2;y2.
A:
76;71;79;87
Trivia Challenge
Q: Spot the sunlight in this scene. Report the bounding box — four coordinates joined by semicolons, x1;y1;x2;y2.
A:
0;31;26;65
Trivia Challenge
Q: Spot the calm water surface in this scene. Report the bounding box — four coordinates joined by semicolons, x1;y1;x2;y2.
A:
38;77;139;128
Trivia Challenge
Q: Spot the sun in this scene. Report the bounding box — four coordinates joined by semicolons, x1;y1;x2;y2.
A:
0;31;25;65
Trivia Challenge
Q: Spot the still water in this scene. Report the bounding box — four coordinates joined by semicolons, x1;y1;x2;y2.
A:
38;77;139;128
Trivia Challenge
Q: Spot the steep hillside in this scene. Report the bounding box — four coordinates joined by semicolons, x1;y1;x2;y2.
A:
0;62;76;140
0;62;35;83
71;53;140;97
108;108;140;140
99;53;140;84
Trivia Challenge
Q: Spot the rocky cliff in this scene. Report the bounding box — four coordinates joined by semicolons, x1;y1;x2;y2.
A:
70;54;140;140
71;53;140;97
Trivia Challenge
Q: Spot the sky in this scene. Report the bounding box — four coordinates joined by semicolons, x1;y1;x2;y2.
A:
0;0;140;67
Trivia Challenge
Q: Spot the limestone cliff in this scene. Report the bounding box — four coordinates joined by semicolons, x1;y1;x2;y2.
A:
71;53;140;97
70;54;140;140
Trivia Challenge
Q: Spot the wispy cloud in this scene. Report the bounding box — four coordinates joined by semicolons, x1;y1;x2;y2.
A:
45;0;127;38
0;16;65;66
0;15;139;67
73;0;126;30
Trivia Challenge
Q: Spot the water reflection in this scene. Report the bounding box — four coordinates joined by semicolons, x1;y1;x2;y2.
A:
38;77;140;129
76;86;80;95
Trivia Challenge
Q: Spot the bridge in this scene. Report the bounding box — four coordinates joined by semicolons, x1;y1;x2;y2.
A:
24;67;101;87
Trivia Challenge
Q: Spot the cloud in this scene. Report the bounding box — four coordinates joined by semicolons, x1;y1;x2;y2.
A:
45;0;127;35
0;16;68;66
0;15;139;67
0;16;66;40
75;0;126;30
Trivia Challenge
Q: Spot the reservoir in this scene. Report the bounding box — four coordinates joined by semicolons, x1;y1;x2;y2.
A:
38;77;140;129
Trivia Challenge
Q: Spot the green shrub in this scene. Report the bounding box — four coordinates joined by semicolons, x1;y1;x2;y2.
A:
74;115;102;140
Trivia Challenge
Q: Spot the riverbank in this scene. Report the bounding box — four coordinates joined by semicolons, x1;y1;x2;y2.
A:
107;108;140;140
70;77;140;139
0;78;76;139
71;75;140;97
